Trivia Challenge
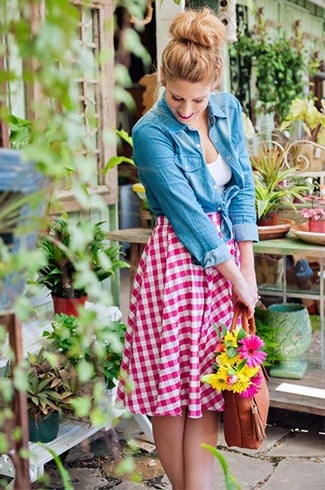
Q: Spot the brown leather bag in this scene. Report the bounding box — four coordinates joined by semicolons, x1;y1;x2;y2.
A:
222;304;270;449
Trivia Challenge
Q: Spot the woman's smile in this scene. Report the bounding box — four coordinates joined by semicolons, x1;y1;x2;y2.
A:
177;111;195;121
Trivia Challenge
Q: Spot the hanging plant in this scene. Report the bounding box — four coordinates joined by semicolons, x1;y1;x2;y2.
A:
230;9;313;124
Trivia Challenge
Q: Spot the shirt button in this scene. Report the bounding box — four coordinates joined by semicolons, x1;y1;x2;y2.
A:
226;156;231;161
197;144;201;148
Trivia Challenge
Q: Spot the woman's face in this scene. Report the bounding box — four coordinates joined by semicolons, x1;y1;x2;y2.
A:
164;77;214;125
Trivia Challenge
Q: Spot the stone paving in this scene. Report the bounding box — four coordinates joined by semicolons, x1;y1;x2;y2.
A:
29;406;325;490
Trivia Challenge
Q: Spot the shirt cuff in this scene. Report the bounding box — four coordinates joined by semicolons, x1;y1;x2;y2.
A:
233;223;259;243
202;242;232;267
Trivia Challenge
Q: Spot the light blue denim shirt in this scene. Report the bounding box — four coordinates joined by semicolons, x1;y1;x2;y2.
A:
132;91;258;267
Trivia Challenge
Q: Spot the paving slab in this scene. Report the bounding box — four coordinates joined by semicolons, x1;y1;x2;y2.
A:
268;428;325;457
211;450;273;489
261;459;325;489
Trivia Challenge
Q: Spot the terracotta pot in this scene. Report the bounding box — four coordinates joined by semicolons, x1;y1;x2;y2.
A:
52;295;88;316
308;219;325;233
257;213;278;227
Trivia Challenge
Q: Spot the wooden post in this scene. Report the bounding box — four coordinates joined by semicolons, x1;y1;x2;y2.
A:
0;314;31;489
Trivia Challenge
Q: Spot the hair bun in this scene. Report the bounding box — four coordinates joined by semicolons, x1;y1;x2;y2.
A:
170;8;226;49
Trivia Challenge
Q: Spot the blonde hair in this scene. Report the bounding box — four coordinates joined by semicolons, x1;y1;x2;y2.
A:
161;8;226;88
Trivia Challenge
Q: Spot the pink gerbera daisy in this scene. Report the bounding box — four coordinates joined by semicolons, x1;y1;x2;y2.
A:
239;370;263;398
238;334;267;367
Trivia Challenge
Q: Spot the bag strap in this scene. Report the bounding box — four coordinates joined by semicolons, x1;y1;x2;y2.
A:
230;303;256;335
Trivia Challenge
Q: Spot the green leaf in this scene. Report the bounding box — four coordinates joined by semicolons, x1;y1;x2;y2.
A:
226;346;238;358
237;328;247;340
71;396;91;417
37;443;74;490
201;444;241;490
104;155;134;172
123;28;151;68
237;359;248;371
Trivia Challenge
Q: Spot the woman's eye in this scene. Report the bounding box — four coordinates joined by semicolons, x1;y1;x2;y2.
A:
172;95;182;101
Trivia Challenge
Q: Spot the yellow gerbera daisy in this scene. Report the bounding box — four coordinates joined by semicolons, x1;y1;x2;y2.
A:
201;368;229;391
218;351;240;367
223;329;239;347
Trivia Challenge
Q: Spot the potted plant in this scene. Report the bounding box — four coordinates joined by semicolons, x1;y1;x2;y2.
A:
281;97;325;173
300;206;325;233
229;10;308;126
26;348;79;443
251;144;308;228
37;215;129;315
42;312;126;391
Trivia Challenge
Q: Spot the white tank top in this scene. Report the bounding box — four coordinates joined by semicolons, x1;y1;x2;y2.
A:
207;154;232;194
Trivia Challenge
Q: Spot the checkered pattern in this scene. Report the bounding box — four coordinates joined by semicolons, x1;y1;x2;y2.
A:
117;213;239;418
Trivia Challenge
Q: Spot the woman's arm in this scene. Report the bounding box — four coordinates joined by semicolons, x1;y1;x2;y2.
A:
216;240;258;317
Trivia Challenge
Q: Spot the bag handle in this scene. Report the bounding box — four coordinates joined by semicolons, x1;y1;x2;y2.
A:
229;303;269;381
230;303;256;335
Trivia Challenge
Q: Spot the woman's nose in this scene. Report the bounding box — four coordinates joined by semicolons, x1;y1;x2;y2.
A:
179;101;193;116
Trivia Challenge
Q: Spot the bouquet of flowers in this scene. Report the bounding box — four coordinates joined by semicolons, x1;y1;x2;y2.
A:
201;323;267;399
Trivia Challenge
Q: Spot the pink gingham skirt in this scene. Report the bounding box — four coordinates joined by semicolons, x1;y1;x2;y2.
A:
116;213;239;418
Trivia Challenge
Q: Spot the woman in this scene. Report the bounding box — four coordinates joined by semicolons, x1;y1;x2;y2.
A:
117;8;259;490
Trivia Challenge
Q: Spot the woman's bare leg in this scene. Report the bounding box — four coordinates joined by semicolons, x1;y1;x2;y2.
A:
183;410;219;490
151;409;219;490
152;411;186;489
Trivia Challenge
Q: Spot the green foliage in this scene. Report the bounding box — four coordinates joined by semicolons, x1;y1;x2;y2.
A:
280;98;325;145
26;348;80;418
230;10;315;122
251;145;308;220
38;215;129;298
43;311;126;390
101;321;127;389
0;0;145;482
8;115;31;150
104;129;135;172
0;0;93;182
254;308;280;366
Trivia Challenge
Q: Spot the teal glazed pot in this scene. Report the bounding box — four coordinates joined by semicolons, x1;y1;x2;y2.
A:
28;411;60;443
265;303;312;379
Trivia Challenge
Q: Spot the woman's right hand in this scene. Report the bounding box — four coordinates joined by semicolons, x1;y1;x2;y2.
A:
216;258;258;317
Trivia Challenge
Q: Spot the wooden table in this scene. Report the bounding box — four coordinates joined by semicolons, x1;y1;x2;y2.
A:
107;228;152;287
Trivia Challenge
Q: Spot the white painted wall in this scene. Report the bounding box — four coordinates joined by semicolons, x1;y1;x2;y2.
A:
154;0;185;77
